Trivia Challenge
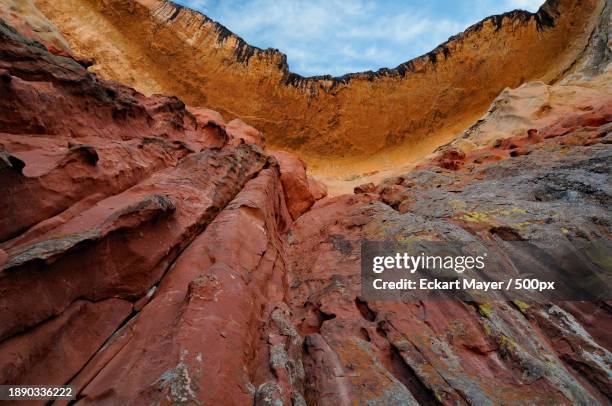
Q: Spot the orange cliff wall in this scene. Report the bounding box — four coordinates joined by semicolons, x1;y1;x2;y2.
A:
33;0;605;162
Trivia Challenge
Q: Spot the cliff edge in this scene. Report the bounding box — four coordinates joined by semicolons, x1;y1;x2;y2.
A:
29;0;605;164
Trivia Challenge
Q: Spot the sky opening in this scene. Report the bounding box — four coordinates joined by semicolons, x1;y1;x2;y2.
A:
174;0;545;77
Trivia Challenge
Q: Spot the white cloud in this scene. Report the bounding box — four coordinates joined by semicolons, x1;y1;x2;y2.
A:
175;0;545;76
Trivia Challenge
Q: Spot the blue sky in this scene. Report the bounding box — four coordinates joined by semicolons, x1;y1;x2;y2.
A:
174;0;544;77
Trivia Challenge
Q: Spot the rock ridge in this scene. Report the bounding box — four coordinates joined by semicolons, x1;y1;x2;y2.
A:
30;0;605;162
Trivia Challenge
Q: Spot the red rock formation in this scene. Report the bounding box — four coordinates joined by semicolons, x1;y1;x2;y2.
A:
287;119;612;404
0;19;317;404
0;1;611;405
271;151;323;220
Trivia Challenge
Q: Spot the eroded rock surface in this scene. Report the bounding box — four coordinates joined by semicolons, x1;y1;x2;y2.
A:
287;120;611;404
0;2;611;405
28;0;605;164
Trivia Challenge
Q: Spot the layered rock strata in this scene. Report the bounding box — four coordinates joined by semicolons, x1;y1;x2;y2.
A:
0;1;611;405
0;23;321;404
27;0;606;165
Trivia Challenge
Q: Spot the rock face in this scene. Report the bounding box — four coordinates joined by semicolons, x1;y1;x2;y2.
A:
28;0;605;164
271;151;324;220
287;118;612;405
0;0;70;53
0;20;320;404
0;1;611;405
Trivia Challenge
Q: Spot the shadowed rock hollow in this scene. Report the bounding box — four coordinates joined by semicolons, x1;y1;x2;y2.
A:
0;0;611;404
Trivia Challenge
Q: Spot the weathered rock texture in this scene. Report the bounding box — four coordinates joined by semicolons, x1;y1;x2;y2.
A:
26;0;606;164
0;19;319;405
0;0;611;405
0;0;69;53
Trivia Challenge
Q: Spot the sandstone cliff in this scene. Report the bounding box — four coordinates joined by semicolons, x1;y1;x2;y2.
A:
28;0;606;168
0;1;611;405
